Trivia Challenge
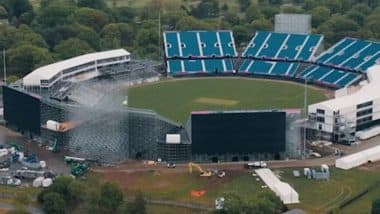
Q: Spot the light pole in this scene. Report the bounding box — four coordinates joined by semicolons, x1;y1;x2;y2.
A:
303;78;308;158
3;49;6;85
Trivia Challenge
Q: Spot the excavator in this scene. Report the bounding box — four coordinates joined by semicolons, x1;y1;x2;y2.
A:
188;162;212;177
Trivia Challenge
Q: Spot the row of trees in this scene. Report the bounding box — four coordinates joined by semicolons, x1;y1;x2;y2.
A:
0;0;379;79
37;176;146;214
215;191;283;214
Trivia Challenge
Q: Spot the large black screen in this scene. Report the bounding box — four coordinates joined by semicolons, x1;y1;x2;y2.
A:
191;111;286;154
3;86;41;134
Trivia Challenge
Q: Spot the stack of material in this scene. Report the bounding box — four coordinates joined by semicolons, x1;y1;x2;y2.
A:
336;145;380;170
255;168;299;204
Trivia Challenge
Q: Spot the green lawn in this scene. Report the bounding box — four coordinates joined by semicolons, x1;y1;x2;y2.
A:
146;204;204;214
98;170;267;206
128;78;327;123
281;168;380;214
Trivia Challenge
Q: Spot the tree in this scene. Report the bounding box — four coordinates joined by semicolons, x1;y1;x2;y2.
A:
125;192;146;214
13;25;48;48
311;6;331;28
46;176;74;202
221;191;282;214
347;10;366;25
282;6;305;14
303;0;318;10
250;17;273;32
113;7;136;23
190;0;219;19
42;192;65;214
77;0;107;10
223;12;240;26
38;23;100;50
365;11;380;39
260;6;279;21
1;0;32;23
67;180;86;207
245;4;262;23
71;7;109;31
0;25;16;49
99;182;124;212
372;198;380;214
54;38;94;60
6;75;19;84
233;25;251;46
325;0;342;14
238;0;251;12
0;5;7;19
7;45;53;76
162;11;188;29
35;1;76;28
318;15;360;46
84;188;101;213
100;23;134;49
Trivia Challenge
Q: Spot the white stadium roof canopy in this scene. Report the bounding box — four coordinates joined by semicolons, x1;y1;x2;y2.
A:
309;65;380;111
23;49;130;86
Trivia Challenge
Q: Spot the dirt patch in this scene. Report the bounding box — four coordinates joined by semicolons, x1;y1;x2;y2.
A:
0;209;9;214
193;97;239;106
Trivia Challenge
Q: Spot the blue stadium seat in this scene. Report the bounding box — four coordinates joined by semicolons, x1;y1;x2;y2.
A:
301;38;380;87
164;31;237;75
239;31;323;76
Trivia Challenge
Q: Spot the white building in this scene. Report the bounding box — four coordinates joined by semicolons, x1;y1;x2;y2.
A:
23;49;130;89
308;65;380;143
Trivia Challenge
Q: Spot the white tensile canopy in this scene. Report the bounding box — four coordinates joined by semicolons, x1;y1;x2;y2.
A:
335;145;380;170
255;168;299;204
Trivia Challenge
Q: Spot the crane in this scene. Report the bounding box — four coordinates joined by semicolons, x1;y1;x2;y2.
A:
188;162;212;177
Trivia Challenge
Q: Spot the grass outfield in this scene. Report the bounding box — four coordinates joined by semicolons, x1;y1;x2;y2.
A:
128;78;327;123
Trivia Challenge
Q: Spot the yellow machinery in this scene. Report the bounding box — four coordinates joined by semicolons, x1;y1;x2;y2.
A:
188;162;212;177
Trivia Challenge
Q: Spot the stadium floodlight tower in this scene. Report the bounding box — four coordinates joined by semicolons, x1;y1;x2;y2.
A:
303;77;309;158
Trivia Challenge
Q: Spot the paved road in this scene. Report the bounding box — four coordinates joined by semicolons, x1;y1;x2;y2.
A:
93;156;337;174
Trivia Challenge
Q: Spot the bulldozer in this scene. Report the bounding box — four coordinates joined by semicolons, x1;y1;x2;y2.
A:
188;162;212;177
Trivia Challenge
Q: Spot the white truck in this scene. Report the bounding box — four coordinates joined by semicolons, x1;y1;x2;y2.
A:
245;161;267;169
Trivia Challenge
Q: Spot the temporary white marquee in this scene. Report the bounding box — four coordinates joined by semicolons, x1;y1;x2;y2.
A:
335;145;380;170
255;168;299;204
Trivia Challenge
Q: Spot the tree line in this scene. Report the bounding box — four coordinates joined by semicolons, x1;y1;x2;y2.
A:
36;176;147;214
0;0;379;81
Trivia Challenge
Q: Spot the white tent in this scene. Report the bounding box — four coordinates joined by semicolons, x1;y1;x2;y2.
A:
335;145;380;170
255;168;299;204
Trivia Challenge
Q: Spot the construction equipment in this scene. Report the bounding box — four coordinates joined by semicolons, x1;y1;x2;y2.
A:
215;197;225;210
188;162;212;177
48;140;58;153
71;163;89;177
167;162;176;168
217;170;226;178
245;161;267;169
64;156;86;164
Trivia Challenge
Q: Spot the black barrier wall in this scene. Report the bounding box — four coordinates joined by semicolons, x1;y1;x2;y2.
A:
3;86;41;134
191;111;286;155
